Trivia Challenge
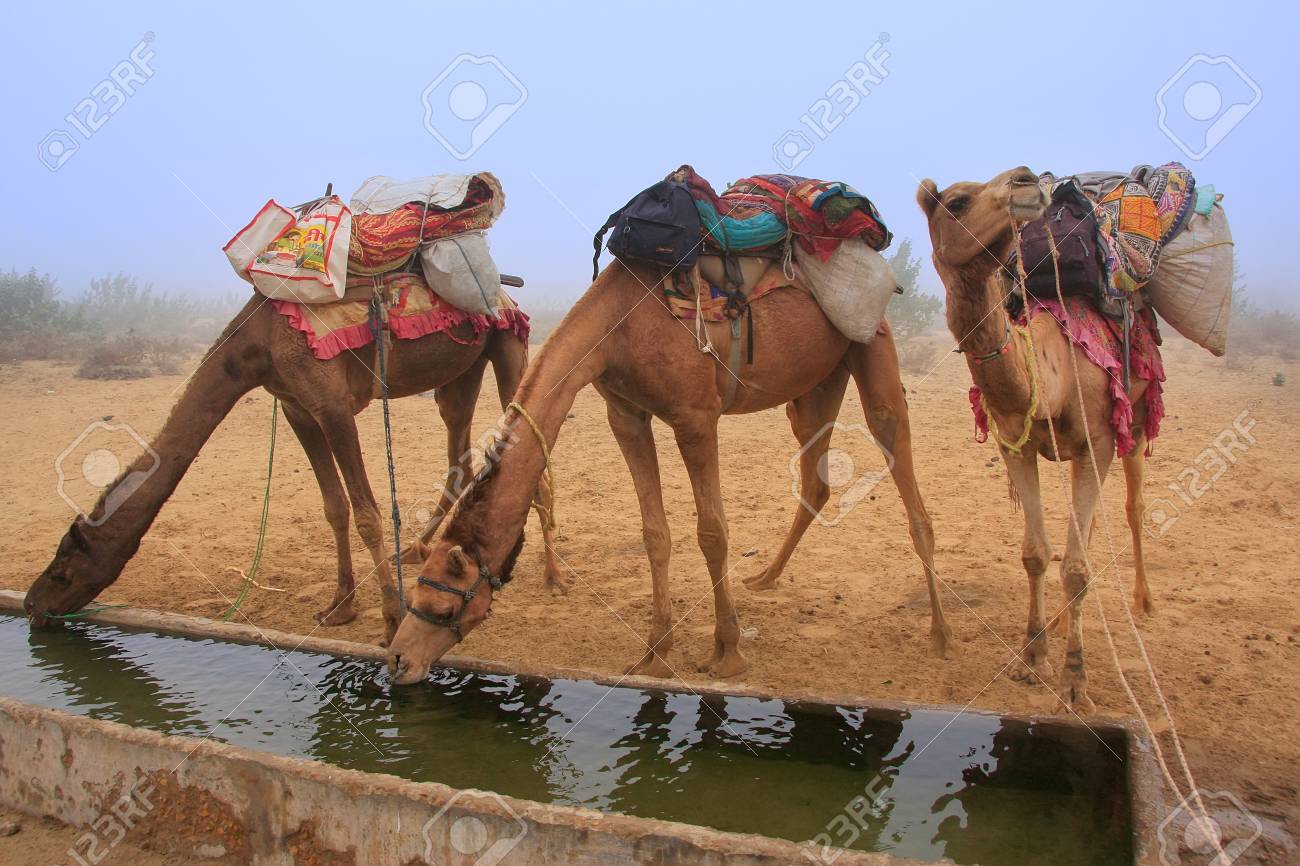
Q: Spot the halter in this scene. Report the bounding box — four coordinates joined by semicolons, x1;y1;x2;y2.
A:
405;551;502;641
956;323;1013;365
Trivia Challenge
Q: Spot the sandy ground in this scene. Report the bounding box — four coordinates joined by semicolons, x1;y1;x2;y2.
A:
1;338;1297;862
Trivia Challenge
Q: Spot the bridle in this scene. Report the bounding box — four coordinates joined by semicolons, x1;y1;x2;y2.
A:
404;550;502;642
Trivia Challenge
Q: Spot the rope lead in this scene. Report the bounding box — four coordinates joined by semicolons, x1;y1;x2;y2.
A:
222;396;278;621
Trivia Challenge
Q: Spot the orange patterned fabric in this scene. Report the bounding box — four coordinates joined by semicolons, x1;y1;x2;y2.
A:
663;259;805;322
347;175;504;276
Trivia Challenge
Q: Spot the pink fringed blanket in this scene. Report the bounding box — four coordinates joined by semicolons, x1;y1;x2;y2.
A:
969;297;1165;456
272;272;530;361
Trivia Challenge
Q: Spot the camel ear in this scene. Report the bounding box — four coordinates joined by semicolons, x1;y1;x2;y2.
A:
447;545;472;576
916;179;941;217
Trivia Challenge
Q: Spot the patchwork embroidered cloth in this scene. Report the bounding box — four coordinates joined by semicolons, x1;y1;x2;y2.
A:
272;272;529;360
676;167;891;261
1141;162;1197;245
662;259;804;323
347;174;504;276
969;296;1165;457
1093;180;1161;294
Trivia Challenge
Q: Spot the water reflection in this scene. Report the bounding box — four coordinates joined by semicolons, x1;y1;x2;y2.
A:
0;616;1131;866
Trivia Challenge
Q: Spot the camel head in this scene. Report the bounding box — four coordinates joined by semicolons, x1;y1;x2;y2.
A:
25;520;121;627
386;532;523;685
915;167;1046;275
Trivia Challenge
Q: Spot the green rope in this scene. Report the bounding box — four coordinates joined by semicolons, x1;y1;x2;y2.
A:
45;603;129;620
222;397;278;621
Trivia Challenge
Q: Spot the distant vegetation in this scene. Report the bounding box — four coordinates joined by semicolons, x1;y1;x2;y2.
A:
0;269;241;377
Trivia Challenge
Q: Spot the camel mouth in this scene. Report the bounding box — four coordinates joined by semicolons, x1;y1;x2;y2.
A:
1008;188;1047;223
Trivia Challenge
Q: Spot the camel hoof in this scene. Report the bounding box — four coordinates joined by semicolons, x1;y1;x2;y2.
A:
698;646;749;679
742;571;781;591
929;628;956;659
315;602;358;627
544;574;573;597
625;655;673;679
1010;659;1054;685
1059;687;1096;715
1132;594;1155;618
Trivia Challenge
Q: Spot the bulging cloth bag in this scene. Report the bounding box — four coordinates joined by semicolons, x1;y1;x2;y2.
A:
793;238;896;343
1145;198;1233;356
225;196;352;303
418;230;501;316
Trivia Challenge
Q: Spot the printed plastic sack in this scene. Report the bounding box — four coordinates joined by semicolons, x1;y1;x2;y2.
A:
419;230;500;315
225;196;352;303
1145;198;1233;356
793;238;896;343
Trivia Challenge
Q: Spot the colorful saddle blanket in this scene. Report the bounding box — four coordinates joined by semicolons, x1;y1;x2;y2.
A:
969;296;1165;457
347;174;504;276
676;167;891;261
662;258;804;323
273;271;529;361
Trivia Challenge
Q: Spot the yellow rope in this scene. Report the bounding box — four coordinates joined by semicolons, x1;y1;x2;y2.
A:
981;324;1038;455
507;400;556;531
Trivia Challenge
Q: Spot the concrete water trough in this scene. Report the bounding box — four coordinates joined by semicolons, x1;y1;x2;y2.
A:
0;590;1164;865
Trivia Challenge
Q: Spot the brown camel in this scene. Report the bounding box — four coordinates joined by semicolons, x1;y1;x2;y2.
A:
23;294;560;642
385;258;953;685
915;166;1155;713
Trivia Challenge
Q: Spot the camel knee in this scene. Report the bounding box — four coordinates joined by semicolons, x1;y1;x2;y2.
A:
866;405;900;452
353;509;386;550
907;514;934;550
695;520;728;561
1021;551;1050;577
642;522;671;561
321;497;350;533
1060;560;1090;598
802;478;831;511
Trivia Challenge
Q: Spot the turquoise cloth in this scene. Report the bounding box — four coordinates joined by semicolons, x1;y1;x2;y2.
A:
1195;184;1217;215
694;200;787;251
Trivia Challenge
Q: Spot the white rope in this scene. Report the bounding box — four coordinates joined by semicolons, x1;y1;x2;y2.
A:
1009;216;1225;858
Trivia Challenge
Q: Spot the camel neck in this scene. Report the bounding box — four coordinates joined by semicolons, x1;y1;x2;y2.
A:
446;290;613;571
79;305;265;578
943;267;1033;412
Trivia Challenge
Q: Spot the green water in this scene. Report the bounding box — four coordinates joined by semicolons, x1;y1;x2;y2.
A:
0;614;1132;864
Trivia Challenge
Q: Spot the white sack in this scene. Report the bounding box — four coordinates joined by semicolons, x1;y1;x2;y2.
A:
1146;201;1233;356
244;197;352;304
419;230;500;315
793;238;897;344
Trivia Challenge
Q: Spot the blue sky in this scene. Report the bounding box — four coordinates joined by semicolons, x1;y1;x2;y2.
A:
3;0;1294;310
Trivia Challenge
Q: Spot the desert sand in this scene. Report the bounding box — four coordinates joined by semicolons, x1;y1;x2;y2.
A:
1;335;1297;862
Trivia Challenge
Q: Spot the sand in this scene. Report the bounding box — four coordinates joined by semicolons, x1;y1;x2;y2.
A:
1;339;1296;862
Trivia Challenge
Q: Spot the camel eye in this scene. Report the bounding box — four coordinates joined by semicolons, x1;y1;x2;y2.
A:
946;196;969;215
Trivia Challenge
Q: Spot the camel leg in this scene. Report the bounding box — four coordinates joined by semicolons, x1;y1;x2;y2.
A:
1123;439;1154;616
846;326;954;658
673;418;749;679
280;401;358;626
743;368;848;591
1058;447;1113;714
1002;449;1056;686
606;396;674;678
313;407;404;644
489;332;566;595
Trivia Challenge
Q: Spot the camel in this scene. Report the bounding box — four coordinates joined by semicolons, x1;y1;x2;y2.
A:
23;293;560;642
385;257;953;686
915;166;1156;713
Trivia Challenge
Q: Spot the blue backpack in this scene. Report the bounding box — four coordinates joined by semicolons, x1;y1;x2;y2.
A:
593;180;702;280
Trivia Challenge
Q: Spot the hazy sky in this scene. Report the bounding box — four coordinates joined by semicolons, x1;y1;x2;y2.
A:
3;0;1294;311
